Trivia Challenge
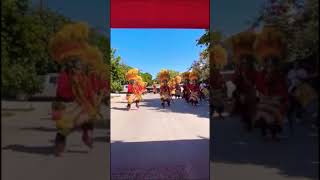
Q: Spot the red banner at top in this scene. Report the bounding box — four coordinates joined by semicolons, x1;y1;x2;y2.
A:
111;0;209;29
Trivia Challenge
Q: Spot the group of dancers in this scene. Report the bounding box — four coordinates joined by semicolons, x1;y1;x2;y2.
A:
212;26;291;141
157;69;207;108
125;68;209;110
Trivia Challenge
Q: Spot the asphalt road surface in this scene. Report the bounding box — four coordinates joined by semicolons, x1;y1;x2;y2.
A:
211;109;319;180
1;101;110;180
2;95;318;180
111;93;210;180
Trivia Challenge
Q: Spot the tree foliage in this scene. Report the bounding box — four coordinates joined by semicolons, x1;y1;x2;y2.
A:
1;0;113;97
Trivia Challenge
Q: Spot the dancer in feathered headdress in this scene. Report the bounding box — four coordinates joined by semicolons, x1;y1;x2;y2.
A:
134;75;146;108
174;75;182;99
253;26;289;141
210;45;228;119
168;78;176;98
125;68;140;110
158;69;171;108
230;31;259;131
182;72;191;102
188;71;201;106
152;81;158;94
49;22;105;156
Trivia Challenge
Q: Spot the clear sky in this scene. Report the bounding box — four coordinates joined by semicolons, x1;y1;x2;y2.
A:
37;0;265;78
111;29;206;78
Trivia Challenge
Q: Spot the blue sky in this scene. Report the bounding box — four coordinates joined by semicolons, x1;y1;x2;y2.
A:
39;0;265;78
111;29;206;77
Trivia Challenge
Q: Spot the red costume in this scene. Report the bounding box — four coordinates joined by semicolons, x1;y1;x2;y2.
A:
56;71;74;102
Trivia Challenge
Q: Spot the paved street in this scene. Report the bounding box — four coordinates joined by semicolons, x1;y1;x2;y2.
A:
211;111;319;180
1;101;110;180
1;95;318;180
111;93;210;179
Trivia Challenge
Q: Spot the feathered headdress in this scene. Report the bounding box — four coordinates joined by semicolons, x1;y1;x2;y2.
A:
254;26;286;63
182;72;190;81
174;75;182;84
158;69;170;82
210;45;228;68
135;76;145;87
231;31;256;63
189;71;199;81
168;78;176;88
49;22;89;63
126;68;139;81
83;45;105;74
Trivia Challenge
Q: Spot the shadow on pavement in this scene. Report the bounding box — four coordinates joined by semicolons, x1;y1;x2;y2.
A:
137;96;209;119
111;107;129;111
20;126;56;132
111;139;209;179
2;144;54;156
211;116;319;179
94;136;110;143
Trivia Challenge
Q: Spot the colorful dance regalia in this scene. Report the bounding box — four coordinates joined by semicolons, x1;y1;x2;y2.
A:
160;85;171;104
188;71;200;106
134;76;146;105
174;76;182;98
168;78;176;97
152;82;157;94
230;31;258;131
125;69;141;110
182;72;191;102
253;26;288;139
211;71;226;115
158;69;171;107
255;70;288;138
189;83;200;105
182;82;190;102
126;83;135;105
49;22;107;156
210;44;228;116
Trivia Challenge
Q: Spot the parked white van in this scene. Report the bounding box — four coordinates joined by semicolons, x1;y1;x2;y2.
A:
32;73;58;99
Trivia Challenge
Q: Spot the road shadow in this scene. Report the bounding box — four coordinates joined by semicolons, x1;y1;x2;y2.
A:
94;136;110;143
66;150;89;154
111;107;129;111
2;144;54;156
211;116;319;179
2;144;95;156
20;126;57;132
138;96;209;119
111;139;209;179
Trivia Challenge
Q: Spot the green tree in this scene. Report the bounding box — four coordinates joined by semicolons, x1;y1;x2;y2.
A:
110;49;126;92
1;0;43;97
140;72;153;86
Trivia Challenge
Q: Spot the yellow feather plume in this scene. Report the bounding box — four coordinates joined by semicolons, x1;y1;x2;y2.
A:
254;26;286;62
158;69;170;82
168;78;176;88
49;22;90;63
126;68;139;81
231;31;257;63
210;45;228;68
175;75;182;84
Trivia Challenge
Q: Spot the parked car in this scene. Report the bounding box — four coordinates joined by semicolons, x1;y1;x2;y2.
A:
31;73;58;100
